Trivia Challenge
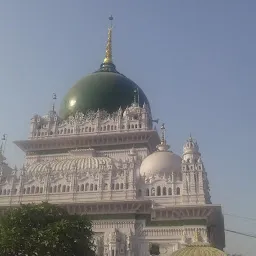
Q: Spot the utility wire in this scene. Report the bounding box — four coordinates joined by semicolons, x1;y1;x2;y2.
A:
224;213;256;222
225;229;256;239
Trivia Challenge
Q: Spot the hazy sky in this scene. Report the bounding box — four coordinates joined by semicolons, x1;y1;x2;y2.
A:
0;1;255;255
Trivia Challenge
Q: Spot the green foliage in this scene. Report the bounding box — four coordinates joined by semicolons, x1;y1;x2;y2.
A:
0;202;95;256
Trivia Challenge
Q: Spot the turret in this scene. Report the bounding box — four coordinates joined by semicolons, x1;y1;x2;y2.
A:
181;135;211;204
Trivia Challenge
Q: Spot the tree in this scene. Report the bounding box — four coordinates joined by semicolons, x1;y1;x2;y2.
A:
0;202;95;256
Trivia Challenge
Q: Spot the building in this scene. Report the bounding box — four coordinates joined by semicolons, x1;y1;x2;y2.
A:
0;18;225;256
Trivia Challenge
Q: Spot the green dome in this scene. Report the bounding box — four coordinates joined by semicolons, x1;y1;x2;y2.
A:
59;68;150;119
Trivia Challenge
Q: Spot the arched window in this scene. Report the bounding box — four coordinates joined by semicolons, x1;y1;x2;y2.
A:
146;188;149;196
81;184;85;191
35;187;39;193
120;183;124;189
176;187;181;195
7;189;10;195
40;187;43;193
31;186;35;194
104;183;108;190
151;187;155;196
116;184;119;190
14;189;17;194
138;189;142;197
58;184;61;192
3;189;6;195
62;185;66;192
90;184;93;191
0;190;2;195
49;187;53;193
77;185;80;192
163;187;167;196
85;183;89;191
168;187;172;195
26;187;30;194
94;184;98;191
157;186;161;196
53;185;57;193
111;184;114;190
67;186;70;192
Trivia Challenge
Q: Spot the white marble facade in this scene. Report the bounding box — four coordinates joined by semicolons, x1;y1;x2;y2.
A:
0;102;224;255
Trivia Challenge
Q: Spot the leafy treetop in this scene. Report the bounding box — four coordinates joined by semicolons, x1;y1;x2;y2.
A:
0;202;95;256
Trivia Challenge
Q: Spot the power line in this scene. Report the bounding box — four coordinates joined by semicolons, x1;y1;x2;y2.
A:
225;229;256;239
224;213;256;222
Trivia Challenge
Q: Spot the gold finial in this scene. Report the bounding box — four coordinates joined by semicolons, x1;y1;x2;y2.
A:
103;15;114;64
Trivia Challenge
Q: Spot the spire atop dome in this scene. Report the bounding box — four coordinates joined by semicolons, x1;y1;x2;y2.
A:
103;15;113;64
161;123;166;144
156;123;170;151
99;15;117;72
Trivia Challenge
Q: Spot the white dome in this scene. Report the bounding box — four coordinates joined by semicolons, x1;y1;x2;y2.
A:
27;156;113;177
140;150;182;177
183;136;200;155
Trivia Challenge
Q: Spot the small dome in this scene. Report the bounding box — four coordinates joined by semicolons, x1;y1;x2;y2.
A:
27;155;113;177
172;245;226;256
173;231;226;256
183;135;200;155
140;150;181;177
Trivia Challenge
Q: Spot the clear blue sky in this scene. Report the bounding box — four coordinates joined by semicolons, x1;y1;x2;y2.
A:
0;1;255;255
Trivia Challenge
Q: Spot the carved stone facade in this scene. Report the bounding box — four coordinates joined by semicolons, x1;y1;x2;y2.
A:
0;103;225;255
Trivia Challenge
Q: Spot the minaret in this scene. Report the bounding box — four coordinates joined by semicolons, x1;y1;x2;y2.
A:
181;135;211;204
156;123;170;152
100;15;117;72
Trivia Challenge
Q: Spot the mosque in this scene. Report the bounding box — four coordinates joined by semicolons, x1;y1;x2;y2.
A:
0;17;226;256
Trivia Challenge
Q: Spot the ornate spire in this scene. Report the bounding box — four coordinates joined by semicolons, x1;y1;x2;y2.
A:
52;93;57;113
156;123;170;151
160;123;166;144
132;88;139;107
103;15;114;64
99;15;117;72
